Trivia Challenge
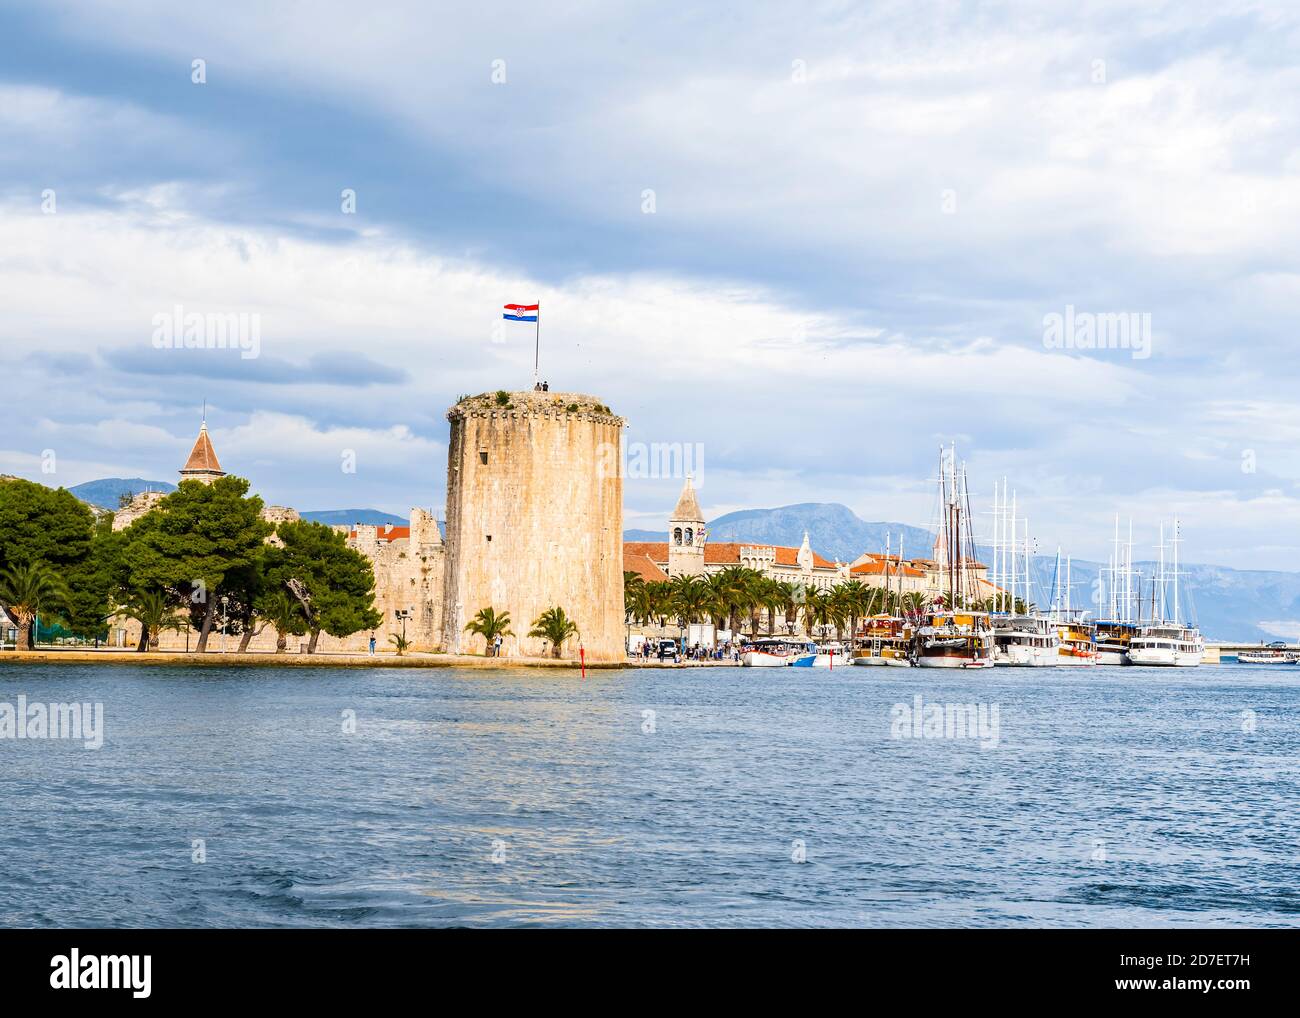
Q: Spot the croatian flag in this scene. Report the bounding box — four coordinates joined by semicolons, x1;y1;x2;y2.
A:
503;302;539;322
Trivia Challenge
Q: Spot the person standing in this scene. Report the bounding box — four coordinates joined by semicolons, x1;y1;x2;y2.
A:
368;634;376;656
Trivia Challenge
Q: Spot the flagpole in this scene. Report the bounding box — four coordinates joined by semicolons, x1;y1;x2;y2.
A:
534;303;541;389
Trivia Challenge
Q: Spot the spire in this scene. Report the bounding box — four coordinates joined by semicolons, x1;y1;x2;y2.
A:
180;417;225;484
670;474;704;523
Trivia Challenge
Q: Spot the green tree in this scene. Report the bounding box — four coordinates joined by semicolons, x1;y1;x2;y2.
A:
263;520;382;653
118;476;273;652
389;633;411;656
464;606;514;654
528;606;580;659
0;562;68;650
0;477;107;638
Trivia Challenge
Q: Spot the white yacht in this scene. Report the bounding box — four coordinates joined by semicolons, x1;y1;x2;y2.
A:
1127;517;1203;667
993;613;1060;666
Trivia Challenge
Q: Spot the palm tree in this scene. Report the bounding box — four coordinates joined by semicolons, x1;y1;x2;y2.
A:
668;574;714;636
120;588;185;652
832;580;871;642
464;606;514;655
529;606;580;659
901;590;930;617
774;581;803;635
257;591;308;653
0;562;67;651
389;633;411;656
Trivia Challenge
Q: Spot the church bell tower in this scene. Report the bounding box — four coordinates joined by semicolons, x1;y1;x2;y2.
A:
667;475;706;577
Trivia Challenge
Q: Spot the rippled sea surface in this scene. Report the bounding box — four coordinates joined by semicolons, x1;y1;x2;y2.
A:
1;662;1298;928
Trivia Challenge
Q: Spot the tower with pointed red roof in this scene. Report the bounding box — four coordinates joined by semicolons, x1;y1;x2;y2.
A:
179;417;226;485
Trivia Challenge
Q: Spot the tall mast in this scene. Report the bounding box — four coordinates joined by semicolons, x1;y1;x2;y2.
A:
1125;518;1134;624
1003;494;1013;613
1066;555;1072;615
1157;522;1166;622
1171;515;1181;626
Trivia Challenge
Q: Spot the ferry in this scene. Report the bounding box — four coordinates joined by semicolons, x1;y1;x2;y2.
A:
852;615;913;667
1237;649;1297;664
741;636;815;668
992;613;1060;667
914;610;995;668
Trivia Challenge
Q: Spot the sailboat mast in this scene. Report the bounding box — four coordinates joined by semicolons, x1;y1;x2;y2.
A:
1172;515;1180;626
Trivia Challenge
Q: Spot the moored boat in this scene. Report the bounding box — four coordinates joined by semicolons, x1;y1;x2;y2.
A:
915;609;995;668
1237;649;1296;664
741;636;815;667
852;615;913;667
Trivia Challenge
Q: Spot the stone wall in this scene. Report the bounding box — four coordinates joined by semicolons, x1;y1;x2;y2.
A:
440;391;625;662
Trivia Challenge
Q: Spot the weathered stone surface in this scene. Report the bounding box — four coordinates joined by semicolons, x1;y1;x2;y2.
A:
441;390;625;662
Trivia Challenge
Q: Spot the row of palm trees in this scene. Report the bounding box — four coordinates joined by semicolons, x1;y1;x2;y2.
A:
623;566;1035;641
464;605;580;658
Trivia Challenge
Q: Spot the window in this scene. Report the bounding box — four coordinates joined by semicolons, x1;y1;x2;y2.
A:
479;451;488;464
673;527;683;546
486;535;492;542
685;527;693;545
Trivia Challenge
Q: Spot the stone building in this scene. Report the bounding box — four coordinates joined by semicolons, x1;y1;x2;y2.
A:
108;419;446;653
440;390;626;662
107;393;627;660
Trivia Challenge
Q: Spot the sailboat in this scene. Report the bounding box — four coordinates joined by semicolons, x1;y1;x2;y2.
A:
852;533;914;667
913;446;994;669
1128;517;1204;667
988;480;1059;666
1095;515;1138;665
1049;549;1097;665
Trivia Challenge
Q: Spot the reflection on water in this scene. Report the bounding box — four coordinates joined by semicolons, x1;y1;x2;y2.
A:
1;663;1298;927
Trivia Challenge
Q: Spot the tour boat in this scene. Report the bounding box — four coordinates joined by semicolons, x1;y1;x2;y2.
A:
1056;619;1099;665
1094;621;1136;665
992;613;1061;666
852;616;913;667
914;610;995;668
1126;517;1203;667
741;637;815;667
1128;624;1204;667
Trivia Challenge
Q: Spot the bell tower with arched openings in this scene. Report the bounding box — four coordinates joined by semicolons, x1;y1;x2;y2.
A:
667;475;706;577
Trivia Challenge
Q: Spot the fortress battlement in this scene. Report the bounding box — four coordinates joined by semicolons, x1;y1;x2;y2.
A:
449;391;624;427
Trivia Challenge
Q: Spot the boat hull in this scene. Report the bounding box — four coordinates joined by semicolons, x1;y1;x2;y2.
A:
914;655;994;669
741;652;790;668
994;645;1059;667
852;654;912;667
1096;649;1130;666
1128;647;1203;667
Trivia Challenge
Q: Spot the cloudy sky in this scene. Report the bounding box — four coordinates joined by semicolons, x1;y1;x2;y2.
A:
3;1;1299;568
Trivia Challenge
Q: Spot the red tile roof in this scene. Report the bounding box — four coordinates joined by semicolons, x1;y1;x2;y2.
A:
622;540;837;570
849;560;925;578
180;425;224;475
349;526;410;543
623;551;668;582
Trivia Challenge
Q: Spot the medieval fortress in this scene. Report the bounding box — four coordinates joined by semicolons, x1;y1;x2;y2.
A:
112;390;627;662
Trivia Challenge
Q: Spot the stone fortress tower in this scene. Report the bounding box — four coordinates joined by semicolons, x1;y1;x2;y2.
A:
666;475;705;577
440;390;625;662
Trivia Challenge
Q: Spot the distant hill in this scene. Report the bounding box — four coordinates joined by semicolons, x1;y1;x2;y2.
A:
69;477;175;509
626;502;931;562
299;508;411;528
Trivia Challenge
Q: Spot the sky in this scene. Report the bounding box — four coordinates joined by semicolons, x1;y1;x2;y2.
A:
3;1;1300;568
